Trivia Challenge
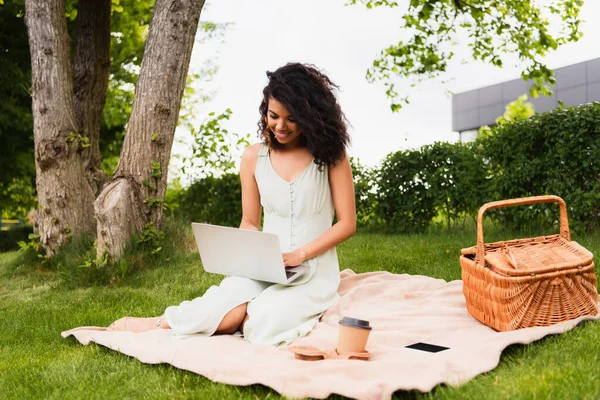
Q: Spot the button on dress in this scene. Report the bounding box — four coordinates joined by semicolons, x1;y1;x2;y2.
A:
164;143;341;346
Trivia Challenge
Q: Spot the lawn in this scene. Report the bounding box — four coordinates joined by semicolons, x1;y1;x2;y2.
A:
1;226;599;399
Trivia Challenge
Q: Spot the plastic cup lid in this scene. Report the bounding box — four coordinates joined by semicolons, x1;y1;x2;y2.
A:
338;316;372;330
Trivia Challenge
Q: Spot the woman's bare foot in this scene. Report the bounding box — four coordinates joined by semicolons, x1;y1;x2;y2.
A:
106;317;163;333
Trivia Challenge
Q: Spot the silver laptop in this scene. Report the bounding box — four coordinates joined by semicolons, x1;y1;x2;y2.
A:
191;223;310;284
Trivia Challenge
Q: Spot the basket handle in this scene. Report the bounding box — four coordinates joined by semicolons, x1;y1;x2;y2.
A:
475;195;570;267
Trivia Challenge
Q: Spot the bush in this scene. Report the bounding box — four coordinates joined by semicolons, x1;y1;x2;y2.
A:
373;141;489;232
375;147;437;232
175;173;242;227
170;102;600;236
368;102;600;234
0;225;34;252
350;158;378;228
480;101;600;233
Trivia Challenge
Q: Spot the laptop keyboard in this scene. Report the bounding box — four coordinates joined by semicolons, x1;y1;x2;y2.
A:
285;270;297;279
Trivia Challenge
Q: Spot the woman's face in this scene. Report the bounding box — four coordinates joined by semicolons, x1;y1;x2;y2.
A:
267;97;301;147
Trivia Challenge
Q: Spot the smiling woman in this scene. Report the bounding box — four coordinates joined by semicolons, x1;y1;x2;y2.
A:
106;63;357;347
258;63;350;169
267;98;301;146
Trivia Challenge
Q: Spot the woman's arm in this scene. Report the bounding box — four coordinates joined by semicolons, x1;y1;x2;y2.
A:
283;153;356;266
239;144;262;231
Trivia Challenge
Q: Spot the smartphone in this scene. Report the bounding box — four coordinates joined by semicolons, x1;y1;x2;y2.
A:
405;342;449;353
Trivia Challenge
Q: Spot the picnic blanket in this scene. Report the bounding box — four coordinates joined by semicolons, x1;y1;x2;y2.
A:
62;269;599;400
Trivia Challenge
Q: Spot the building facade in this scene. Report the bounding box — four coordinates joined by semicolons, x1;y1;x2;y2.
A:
452;57;600;141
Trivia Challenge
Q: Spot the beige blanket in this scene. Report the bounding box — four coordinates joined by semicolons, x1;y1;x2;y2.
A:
62;270;599;400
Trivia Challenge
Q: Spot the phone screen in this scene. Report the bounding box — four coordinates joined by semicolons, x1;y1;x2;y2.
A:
405;342;449;353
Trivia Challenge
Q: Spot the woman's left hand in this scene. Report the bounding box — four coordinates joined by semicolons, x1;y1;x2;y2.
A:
282;250;307;267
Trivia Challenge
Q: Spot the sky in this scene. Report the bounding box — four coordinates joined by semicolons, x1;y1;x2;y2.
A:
171;0;600;181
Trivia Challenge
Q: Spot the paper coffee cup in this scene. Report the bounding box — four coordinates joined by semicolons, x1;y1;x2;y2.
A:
337;317;372;354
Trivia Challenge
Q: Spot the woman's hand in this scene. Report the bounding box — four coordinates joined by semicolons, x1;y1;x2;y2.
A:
282;250;307;267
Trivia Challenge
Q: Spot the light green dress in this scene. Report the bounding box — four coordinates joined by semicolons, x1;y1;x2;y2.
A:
164;143;340;346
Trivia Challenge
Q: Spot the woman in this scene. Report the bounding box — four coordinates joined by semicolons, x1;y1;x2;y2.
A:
109;63;356;346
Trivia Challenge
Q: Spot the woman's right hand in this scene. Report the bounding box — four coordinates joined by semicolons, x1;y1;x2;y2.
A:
282;249;307;267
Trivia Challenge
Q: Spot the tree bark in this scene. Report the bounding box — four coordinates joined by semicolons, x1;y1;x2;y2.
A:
95;0;205;260
73;0;112;195
25;0;96;257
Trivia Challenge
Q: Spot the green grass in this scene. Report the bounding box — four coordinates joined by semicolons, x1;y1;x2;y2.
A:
1;226;599;399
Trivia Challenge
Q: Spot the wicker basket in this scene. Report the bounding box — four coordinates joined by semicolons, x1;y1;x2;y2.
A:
460;195;599;331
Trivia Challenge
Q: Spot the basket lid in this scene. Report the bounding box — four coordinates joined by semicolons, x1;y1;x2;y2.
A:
481;236;594;276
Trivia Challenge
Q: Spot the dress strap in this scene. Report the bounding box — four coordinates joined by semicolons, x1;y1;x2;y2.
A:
258;142;269;157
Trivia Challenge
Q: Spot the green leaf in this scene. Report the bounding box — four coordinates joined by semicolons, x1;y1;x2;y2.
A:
151;160;161;178
151;247;162;254
352;0;583;109
390;103;402;112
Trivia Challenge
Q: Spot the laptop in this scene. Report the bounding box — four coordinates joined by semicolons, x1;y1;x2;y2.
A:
191;223;310;284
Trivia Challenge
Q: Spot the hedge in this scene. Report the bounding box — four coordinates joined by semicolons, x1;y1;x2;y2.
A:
176;173;242;228
172;102;599;234
480;101;600;233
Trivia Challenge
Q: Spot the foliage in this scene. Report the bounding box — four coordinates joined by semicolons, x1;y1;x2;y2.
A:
1;0;229;212
169;100;598;236
479;94;535;139
135;222;165;255
350;158;378;227
0;0;35;216
376;148;436;232
0;0;154;210
163;177;184;217
99;0;232;176
0;178;37;219
14;230;48;265
1;0;157;195
369;102;599;234
175;173;242;228
498;95;536;124
374;141;489;232
350;0;584;110
178;109;251;181
479;101;600;234
97;0;155;174
16;231;41;252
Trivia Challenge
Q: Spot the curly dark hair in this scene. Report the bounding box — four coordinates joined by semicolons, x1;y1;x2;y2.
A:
257;63;350;168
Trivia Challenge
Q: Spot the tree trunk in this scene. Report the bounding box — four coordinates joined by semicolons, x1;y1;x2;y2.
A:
95;0;206;260
73;0;112;195
25;0;96;257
